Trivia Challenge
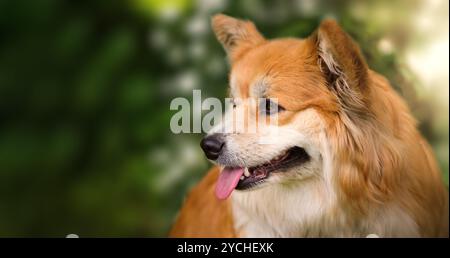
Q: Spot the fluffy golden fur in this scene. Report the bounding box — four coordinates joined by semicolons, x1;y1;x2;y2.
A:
170;14;448;237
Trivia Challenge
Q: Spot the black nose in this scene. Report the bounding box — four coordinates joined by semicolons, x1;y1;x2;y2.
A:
200;134;224;160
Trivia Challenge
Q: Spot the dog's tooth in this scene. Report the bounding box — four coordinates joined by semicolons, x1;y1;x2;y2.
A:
244;168;251;177
240;176;244;180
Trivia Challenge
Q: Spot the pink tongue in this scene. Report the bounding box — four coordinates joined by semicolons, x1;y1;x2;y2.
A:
215;167;244;200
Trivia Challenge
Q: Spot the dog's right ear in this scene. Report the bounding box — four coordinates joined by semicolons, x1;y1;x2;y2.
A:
212;14;265;62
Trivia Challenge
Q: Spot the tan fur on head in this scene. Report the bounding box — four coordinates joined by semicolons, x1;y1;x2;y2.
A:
171;15;449;238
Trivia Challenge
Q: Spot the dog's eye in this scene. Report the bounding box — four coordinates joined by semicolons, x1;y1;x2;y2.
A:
262;98;285;115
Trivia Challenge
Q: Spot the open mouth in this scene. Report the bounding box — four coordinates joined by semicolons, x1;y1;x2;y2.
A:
215;146;310;200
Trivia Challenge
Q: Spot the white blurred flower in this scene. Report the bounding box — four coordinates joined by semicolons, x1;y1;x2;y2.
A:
407;38;449;91
416;15;433;32
159;70;200;95
158;6;182;23
295;0;318;16
149;28;169;49
150;148;171;164
350;2;368;21
176;70;199;92
150;140;206;193
189;41;206;60
180;140;202;167
241;0;265;21
153;165;183;192
197;0;227;14
407;0;449;95
378;38;394;54
186;16;208;36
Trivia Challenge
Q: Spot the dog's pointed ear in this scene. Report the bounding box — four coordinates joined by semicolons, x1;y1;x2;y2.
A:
212;14;265;62
311;19;370;116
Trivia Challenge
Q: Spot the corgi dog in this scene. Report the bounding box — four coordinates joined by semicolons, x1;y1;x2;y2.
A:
169;14;449;237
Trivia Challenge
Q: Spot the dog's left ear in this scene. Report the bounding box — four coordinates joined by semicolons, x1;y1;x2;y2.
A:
212;14;266;62
311;19;370;116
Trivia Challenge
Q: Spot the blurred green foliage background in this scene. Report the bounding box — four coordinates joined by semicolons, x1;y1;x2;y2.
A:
0;0;448;237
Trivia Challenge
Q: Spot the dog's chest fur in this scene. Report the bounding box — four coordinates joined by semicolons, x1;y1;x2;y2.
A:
231;180;331;237
230;180;420;237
